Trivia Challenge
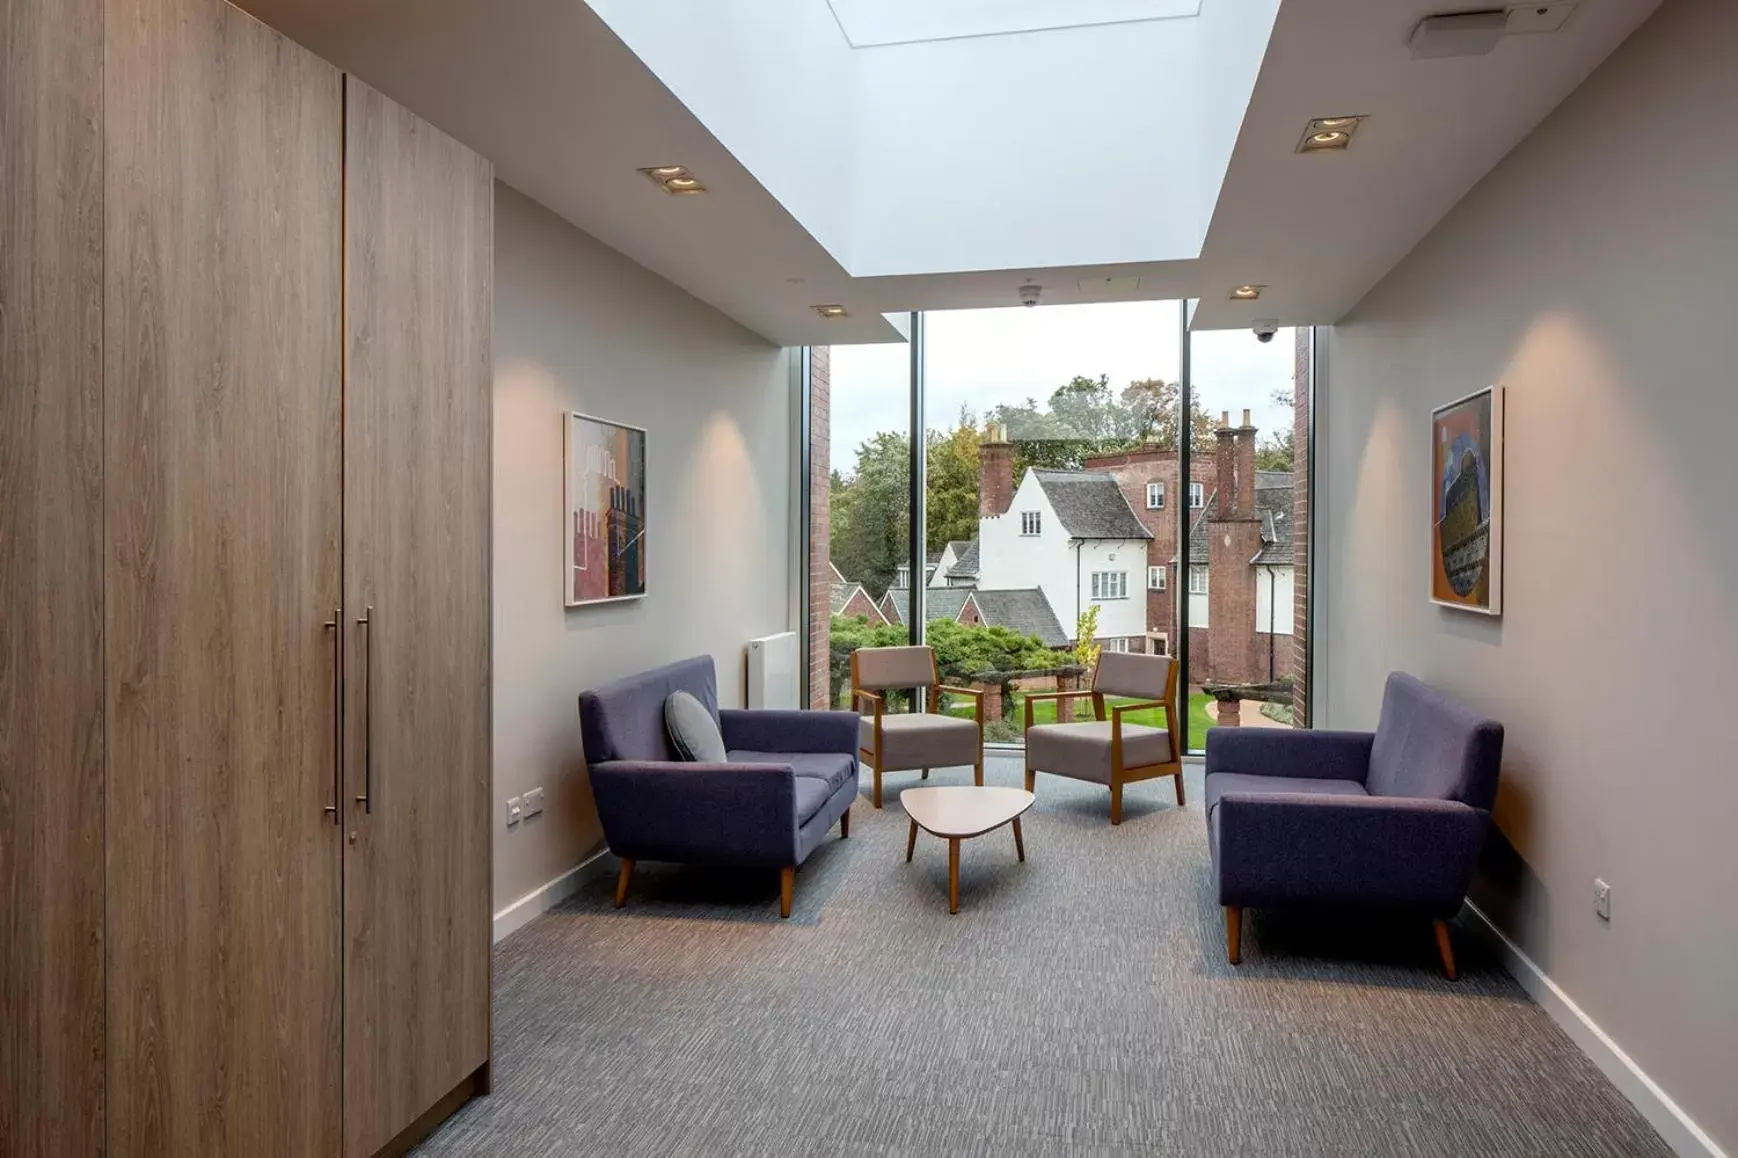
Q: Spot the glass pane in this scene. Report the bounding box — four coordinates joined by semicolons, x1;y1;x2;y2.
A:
1183;322;1310;751
920;302;1183;745
816;342;912;709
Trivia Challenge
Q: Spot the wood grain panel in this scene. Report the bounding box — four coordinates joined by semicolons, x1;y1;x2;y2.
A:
103;0;343;1152
342;78;493;1158
0;0;106;1152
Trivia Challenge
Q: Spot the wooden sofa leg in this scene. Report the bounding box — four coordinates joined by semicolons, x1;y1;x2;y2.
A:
1109;781;1123;826
614;859;634;908
779;866;795;919
840;807;851;838
1225;906;1242;965
873;766;883;809
1434;919;1458;981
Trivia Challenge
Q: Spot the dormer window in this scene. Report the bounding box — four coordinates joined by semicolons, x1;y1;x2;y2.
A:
1020;511;1041;535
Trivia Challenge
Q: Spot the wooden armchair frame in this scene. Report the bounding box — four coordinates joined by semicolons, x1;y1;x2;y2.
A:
852;648;985;808
1023;654;1184;824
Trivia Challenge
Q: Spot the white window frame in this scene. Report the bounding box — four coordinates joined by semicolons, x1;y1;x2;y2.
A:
1090;571;1128;601
1189;565;1209;595
1104;637;1130;653
1189;481;1205;509
1148;565;1166;591
1020;510;1041;536
1145;481;1164;509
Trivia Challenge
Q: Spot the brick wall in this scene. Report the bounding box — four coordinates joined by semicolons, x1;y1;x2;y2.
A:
1290;329;1311;726
808;346;832;709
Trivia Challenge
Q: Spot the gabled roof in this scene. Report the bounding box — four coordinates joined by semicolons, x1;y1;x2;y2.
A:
830;581;871;615
829;559;848;585
946;540;979;579
969;588;1069;649
880;585;973;628
1031;470;1152;540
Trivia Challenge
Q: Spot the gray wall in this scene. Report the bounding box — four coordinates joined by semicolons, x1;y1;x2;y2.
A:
1317;0;1737;1150
492;183;795;911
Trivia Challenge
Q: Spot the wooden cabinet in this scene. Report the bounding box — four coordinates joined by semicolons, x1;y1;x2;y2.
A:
0;0;106;1154
341;78;495;1158
3;1;493;1154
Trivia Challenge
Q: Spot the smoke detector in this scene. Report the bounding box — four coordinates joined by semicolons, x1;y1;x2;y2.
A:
1017;283;1042;308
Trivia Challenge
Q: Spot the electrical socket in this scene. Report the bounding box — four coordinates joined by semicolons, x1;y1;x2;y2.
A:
506;796;523;826
523;786;545;818
1593;878;1611;921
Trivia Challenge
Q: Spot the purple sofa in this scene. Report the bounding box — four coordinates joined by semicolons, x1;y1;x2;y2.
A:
1205;672;1503;977
578;656;860;918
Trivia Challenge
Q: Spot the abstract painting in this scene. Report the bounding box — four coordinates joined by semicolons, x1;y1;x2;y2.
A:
1430;386;1503;615
565;412;647;607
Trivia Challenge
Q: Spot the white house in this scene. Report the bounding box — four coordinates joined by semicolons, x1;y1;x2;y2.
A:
977;469;1152;651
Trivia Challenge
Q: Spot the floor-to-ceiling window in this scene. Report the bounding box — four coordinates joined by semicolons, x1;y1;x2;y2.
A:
1180;318;1313;749
806;304;1314;753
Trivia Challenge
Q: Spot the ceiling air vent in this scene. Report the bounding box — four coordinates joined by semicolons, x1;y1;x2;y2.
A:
1409;10;1508;59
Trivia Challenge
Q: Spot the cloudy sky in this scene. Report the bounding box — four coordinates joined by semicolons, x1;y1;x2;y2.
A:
828;302;1298;475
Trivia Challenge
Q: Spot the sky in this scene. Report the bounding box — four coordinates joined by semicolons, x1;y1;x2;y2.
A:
827;302;1299;475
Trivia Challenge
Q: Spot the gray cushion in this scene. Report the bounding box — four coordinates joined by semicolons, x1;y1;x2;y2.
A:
664;691;727;763
1025;720;1174;784
793;776;834;824
1205;771;1366;817
728;749;857;794
859;713;979;771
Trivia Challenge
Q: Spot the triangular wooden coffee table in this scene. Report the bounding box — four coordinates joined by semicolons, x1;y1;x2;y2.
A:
900;785;1035;914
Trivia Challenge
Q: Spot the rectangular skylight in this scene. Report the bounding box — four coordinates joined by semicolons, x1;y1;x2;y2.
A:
826;0;1201;48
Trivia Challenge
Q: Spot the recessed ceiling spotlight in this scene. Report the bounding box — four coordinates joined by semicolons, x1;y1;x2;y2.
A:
1229;285;1265;301
812;304;849;319
1297;115;1367;153
638;165;707;194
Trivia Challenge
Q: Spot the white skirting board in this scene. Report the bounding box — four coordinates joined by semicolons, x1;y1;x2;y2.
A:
1463;901;1727;1158
492;848;619;944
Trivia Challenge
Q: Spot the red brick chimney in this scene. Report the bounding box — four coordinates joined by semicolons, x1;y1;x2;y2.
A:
979;423;1014;517
1235;407;1257;516
1214;411;1237;517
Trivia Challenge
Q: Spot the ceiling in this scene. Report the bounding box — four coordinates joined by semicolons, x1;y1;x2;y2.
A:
233;0;1660;347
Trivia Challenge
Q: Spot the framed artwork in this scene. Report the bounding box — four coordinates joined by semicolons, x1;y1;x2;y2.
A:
564;412;647;607
1430;385;1504;615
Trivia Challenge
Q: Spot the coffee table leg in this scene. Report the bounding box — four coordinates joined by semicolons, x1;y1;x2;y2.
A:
1012;817;1025;863
948;838;961;914
905;819;918;863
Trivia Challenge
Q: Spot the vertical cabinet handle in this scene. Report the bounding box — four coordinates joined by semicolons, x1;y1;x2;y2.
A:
324;610;342;823
356;606;373;813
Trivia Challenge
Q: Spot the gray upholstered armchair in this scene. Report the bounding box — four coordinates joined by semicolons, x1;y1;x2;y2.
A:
1024;652;1183;824
1205;672;1504;977
852;645;984;809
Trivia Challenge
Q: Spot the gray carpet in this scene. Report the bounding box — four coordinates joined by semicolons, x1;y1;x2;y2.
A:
417;755;1670;1157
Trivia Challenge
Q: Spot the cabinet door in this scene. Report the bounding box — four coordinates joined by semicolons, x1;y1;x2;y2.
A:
342;78;493;1158
0;0;105;1153
104;0;344;1153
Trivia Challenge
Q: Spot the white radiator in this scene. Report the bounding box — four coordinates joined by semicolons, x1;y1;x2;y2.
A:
746;632;801;710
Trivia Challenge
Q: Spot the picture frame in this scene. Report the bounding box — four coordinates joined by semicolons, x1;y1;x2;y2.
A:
1430;385;1503;615
564;411;647;607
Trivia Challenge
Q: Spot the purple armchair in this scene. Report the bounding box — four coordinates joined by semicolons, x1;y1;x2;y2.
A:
578;656;859;918
1205;673;1503;977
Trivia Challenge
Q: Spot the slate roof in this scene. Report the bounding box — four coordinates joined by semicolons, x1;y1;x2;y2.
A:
1183;473;1294;565
1032;470;1153;540
880;585;973;628
946;540;979;579
970;588;1070;648
830;581;871;615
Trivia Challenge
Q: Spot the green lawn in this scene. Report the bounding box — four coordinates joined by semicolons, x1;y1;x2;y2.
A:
942;689;1218;751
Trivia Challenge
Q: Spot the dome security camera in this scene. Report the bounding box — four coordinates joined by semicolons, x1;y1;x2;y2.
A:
1017;283;1042;308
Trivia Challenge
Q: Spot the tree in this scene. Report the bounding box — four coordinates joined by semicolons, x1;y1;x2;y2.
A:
1254;428;1295;472
925;420;981;549
1074;604;1102;676
828;614;907;708
986;375;1213;476
830;430;910;597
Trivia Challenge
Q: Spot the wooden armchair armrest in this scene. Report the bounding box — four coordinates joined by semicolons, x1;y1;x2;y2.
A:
853;689;884;714
1021;689;1077;704
936;685;982;698
1109;698;1168;717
